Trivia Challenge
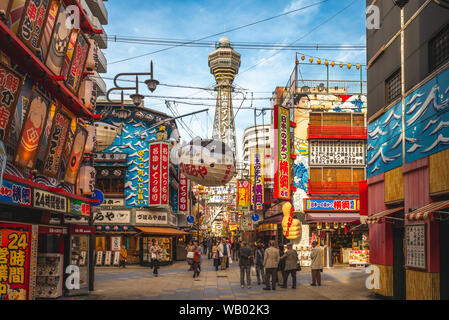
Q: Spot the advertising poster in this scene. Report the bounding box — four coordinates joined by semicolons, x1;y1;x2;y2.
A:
149;143;161;205
14;88;50;169
8;76;33;148
178;171;189;214
66;32;90;94
44;2;72;75
60;29;79;80
0;224;34;300
305;199;360;211
274;105;291;200
237;180;250;210
39;0;60;60
8;0;27;35
348;250;370;265
161;143;169;205
250;148;264;211
17;0;51;53
36;103;56;166
64;126;87;184
0;62;24;141
42;108;70;178
111;237;121;252
59;115;76;181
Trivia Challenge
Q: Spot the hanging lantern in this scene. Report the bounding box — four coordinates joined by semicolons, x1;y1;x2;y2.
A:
79;79;97;110
339;62;344;68
317;58;321;64
325;60;329;66
309;57;314;63
325;222;330;230
317;222;322;230
301;55;305;60
347;63;352;69
78;165;96;196
84;125;96;154
331;61;335;67
356;64;361;70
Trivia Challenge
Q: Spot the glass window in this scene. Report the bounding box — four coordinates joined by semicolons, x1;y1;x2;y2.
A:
429;23;449;72
385;69;401;104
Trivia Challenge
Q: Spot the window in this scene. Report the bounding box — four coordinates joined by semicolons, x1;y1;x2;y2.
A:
385;69;401;104
96;178;124;194
429;23;449;72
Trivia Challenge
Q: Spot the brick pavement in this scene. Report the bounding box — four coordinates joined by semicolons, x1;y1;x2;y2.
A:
60;255;379;300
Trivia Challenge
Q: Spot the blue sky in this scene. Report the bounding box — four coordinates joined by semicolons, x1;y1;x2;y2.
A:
102;0;367;159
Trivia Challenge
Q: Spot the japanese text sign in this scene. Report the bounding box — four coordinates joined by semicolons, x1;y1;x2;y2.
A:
178;171;189;214
149;143;169;206
274;105;291;200
0;180;32;208
250;148;264;211
237;180;250;211
305;199;360;212
0;62;23;141
18;0;51;52
33;189;66;213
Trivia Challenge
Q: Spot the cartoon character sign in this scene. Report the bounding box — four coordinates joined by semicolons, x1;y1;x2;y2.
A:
14;89;50;169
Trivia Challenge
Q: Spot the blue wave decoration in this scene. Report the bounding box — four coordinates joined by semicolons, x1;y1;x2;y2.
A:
5;163;24;178
293;162;308;193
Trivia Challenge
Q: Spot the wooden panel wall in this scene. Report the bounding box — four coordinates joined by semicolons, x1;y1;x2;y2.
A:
310;168;322;182
429;148;449;194
352;114;365;127
309;113;322;126
385;166;404;203
372;264;394;297
353;168;365;181
406;270;440;300
403;158;429;213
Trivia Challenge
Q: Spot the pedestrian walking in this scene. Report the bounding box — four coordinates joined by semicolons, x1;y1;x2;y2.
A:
212;240;221;271
119;245;127;268
277;245;286;286
310;241;323;286
149;239;162;276
239;241;253;288
203;238;208;256
192;245;201;278
280;243;299;289
254;243;265;285
207;238;213;259
218;238;231;270
263;240;280;291
194;240;202;271
186;241;195;271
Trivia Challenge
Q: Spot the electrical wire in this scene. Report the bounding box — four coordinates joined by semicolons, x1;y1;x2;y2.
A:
108;0;330;65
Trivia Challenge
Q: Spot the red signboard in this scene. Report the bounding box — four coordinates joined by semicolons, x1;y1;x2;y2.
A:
65;31;90;94
17;0;51;52
160;143;169;205
178;171;189;213
149;143;161;205
237;180;250;210
0;62;23;141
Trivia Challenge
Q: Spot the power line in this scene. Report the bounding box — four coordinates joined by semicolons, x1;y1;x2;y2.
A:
108;0;329;65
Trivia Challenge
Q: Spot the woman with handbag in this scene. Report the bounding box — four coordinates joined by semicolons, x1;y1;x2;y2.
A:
149;239;162;277
186;241;195;271
192;246;201;278
212;240;221;271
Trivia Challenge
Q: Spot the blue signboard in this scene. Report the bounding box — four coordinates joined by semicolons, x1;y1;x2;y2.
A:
0;180;32;207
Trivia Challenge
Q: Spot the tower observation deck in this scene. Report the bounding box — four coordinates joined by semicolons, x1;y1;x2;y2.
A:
208;37;241;157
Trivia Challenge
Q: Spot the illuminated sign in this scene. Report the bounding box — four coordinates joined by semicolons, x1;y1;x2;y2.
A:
304;199;360;211
274;105;291;200
237;180;250;210
250;148;264;211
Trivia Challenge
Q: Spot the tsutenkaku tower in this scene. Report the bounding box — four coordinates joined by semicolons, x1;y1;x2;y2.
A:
208;37;241;157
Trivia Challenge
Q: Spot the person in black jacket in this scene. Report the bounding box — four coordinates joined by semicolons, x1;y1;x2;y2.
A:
277;245;286;285
239;241;253;288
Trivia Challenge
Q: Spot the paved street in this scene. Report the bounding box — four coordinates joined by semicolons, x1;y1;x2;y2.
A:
62;255;379;300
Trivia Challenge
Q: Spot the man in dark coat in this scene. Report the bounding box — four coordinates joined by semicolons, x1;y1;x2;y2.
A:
239;241;253;288
280;243;299;289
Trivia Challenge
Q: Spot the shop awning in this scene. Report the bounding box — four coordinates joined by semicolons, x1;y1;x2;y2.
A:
406;200;449;221
366;207;404;224
258;214;283;225
135;227;189;236
306;213;360;223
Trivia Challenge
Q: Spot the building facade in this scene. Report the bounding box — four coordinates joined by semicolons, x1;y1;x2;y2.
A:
366;0;449;300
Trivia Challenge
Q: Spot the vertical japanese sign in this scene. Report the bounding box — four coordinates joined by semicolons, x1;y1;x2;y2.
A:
237;180;250;211
0;224;35;300
64;125;87;184
137;149;147;206
0;62;23;141
161;143;169;205
39;0;60;59
14;88;50;169
42;109;70;177
149;143;161;205
274;105;291;200
17;0;51;53
178;171;189;214
66;32;90;94
250;148;264;211
60;29;79;79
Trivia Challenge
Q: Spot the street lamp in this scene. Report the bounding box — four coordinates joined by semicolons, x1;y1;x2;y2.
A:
106;60;159;107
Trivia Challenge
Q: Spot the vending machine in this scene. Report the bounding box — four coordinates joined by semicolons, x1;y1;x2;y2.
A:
65;225;94;296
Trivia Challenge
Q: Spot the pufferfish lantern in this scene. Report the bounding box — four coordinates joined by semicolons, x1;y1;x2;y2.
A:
177;137;236;186
282;202;301;240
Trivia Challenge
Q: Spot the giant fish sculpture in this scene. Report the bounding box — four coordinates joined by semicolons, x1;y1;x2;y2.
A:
175;137;235;186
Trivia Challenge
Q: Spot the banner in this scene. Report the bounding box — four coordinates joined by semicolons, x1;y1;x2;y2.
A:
250;148;264;211
14;88;50;169
66;32;90;94
64;125;87;184
161;143;169;205
17;0;51;53
178;171;189;214
237;179;250;211
60;28;78;80
42;108;70;177
149;143;169;206
274;105;291;200
0;62;24;141
44;2;72;75
36;103;56;166
39;0;60;60
9;0;27;35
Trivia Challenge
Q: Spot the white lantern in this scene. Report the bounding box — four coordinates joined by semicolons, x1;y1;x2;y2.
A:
79;166;96;195
84;125;96;154
178;138;235;186
79;79;97;110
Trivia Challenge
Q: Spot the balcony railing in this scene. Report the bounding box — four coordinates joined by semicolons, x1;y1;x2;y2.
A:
308;125;367;140
308;181;361;195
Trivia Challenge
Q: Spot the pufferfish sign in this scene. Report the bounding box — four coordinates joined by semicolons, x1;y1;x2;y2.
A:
282;202;301;240
173;137;236;186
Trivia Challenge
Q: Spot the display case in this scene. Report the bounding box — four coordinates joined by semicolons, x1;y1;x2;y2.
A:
142;236;173;265
36;254;63;299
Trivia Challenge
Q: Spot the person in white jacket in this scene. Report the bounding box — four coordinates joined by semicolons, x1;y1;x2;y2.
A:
218;239;231;270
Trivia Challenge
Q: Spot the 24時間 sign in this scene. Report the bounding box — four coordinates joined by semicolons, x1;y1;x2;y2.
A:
250;148;264;211
178;171;189;213
237;180;250;210
305;199;360;211
274;105;291;200
149;143;169;206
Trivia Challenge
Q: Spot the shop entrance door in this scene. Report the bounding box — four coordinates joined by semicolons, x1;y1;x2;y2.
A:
393;226;406;300
440;219;449;300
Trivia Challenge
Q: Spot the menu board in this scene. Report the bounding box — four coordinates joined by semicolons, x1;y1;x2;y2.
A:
405;224;426;270
349;250;370;265
310;140;365;166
